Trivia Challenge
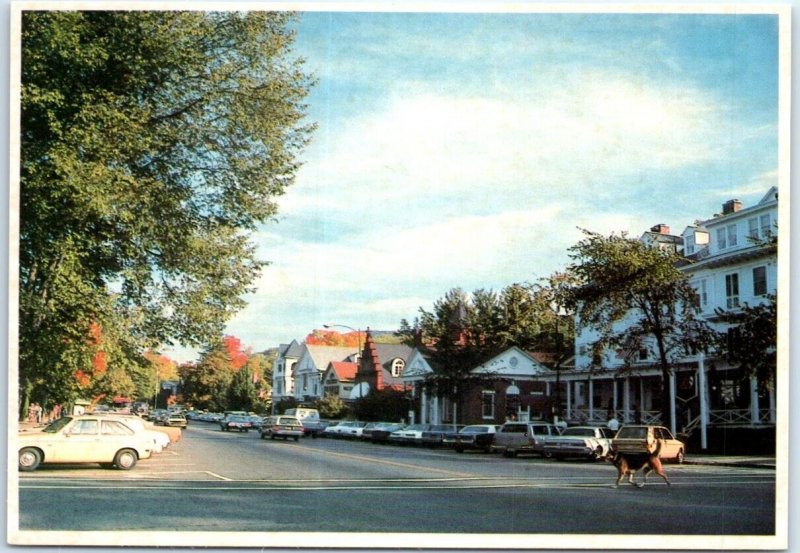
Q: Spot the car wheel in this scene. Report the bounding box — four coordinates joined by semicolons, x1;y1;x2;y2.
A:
270;434;276;440
113;449;138;470
294;436;299;442
676;449;685;464
19;448;42;472
543;451;553;459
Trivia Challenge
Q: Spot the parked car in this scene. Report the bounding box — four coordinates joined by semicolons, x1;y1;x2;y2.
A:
492;421;561;457
325;421;368;439
421;424;462;447
284;408;325;437
18;415;153;472
367;423;407;443
611;425;686;463
220;415;253;432
107;414;171;454
247;415;265;429
165;412;188;429
389;424;433;445
443;424;498;453
543;426;614;461
260;415;304;441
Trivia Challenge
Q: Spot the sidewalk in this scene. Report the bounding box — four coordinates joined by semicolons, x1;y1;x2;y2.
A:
684;454;776;469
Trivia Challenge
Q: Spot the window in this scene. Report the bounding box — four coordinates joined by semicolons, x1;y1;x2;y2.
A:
727;224;738;247
716;228;727;250
760;214;772;239
481;391;495;419
102;420;134;436
717;224;738;249
302;374;308;391
695;279;708;308
685;235;695;255
391;359;405;377
753;266;767;297
726;273;740;308
70;420;99;435
748;218;759;239
638;348;649;361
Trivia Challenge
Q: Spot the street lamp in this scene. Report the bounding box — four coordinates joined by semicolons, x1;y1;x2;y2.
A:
323;323;362;363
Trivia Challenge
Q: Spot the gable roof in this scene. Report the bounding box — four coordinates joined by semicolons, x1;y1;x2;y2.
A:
328;361;358;382
471;346;552;378
295;345;358;375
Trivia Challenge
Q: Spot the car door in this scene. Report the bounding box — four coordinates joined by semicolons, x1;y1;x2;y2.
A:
656;427;679;458
55;418;104;463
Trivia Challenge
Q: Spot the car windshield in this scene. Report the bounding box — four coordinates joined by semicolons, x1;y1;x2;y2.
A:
561;428;597;437
42;417;72;433
500;424;526;433
616;427;648;439
461;426;489;434
403;424;428;431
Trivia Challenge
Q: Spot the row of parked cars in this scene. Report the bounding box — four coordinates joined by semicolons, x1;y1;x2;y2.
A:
315;420;687;463
18;413;180;472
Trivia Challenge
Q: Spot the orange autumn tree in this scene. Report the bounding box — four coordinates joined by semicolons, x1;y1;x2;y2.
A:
305;329;363;348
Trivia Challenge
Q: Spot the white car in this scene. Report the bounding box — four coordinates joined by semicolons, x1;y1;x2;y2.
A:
18;415;153;471
543;426;614;461
389;424;433;445
322;421;366;438
109;414;171;453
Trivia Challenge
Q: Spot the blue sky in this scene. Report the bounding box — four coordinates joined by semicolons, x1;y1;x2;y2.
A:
168;9;781;360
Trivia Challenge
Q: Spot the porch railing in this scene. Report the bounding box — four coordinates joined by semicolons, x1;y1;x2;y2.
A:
566;409;661;425
682;409;776;433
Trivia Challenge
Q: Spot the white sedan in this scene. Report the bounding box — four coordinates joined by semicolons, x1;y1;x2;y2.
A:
18;415;153;471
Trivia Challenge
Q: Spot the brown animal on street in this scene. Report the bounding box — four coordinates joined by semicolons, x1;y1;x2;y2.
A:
607;441;671;488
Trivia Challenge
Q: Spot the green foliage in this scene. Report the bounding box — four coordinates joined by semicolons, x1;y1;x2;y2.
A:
567;229;715;421
715;294;777;388
315;393;349;419
19;11;315;407
227;366;257;412
353;389;409;422
273;397;298;415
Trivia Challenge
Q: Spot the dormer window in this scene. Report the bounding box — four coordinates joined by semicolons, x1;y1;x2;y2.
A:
391;359;405;377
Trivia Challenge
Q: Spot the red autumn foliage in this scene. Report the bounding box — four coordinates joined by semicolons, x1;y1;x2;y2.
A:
223;335;251;371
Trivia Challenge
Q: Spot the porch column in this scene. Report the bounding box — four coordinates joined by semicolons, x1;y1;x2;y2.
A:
669;371;677;436
698;353;708;450
433;394;440;424
769;378;776;424
750;376;760;425
588;378;594;421
566;380;572;420
421;387;428;424
623;377;631;423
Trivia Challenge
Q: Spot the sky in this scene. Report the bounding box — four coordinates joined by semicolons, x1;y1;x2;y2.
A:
165;8;781;361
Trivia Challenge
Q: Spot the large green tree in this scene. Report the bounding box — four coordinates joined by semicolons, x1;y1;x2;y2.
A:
566;230;714;426
19;11;315;413
410;283;572;422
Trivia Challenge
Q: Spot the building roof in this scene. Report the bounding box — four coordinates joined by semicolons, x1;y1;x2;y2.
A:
328;361;358;382
304;345;358;372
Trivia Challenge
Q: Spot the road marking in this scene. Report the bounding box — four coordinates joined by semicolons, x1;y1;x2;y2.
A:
280;442;480;478
18;479;774;493
205;471;233;481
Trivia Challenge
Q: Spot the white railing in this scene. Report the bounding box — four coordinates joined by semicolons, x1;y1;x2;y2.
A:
567;408;775;428
566;409;661;425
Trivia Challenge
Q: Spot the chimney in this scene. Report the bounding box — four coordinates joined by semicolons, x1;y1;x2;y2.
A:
722;199;742;215
650;224;671;235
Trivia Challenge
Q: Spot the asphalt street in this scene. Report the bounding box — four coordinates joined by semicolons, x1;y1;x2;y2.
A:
13;422;777;545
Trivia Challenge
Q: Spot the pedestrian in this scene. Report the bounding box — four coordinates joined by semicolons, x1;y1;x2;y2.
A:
606;414;620;432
